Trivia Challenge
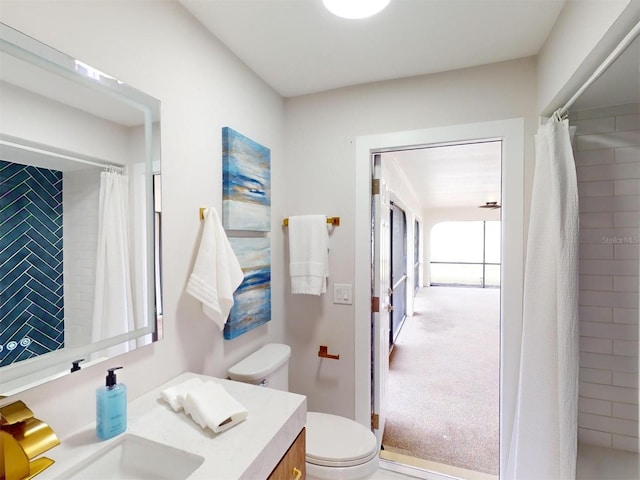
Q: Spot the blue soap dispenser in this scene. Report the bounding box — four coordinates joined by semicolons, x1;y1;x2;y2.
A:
96;366;127;440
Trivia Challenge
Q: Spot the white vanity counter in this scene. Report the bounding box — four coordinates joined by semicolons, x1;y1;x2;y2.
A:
40;372;307;479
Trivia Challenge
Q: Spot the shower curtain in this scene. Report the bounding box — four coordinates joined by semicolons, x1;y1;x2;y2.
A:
91;169;136;356
507;114;579;479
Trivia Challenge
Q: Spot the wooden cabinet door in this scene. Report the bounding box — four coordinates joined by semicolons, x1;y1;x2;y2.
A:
268;428;305;480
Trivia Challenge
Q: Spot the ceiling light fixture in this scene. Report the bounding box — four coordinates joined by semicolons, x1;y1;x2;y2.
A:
479;201;501;210
323;0;391;19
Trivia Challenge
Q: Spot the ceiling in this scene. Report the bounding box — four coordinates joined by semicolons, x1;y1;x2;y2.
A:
384;141;502;210
178;0;566;98
177;0;637;213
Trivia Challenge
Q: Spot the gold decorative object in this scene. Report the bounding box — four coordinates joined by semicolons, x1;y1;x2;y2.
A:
1;400;60;480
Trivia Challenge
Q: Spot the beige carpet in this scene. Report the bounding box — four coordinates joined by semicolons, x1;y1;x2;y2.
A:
381;286;500;475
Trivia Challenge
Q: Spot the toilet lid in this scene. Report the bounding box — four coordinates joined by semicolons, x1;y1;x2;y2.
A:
305;412;379;467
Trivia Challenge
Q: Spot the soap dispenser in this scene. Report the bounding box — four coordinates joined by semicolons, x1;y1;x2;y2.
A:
96;366;127;440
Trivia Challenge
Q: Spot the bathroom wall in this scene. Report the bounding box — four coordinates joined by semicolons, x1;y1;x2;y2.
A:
0;0;285;439
283;57;539;417
572;103;639;452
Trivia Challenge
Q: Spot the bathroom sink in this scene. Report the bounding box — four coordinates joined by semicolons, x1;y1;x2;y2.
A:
55;434;204;480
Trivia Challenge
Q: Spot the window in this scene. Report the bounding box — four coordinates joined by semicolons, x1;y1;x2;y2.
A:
430;221;500;287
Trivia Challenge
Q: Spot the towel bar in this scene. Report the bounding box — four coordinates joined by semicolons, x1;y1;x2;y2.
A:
282;217;340;227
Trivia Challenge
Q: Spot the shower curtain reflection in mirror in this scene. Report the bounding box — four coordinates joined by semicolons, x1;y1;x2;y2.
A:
91;168;137;358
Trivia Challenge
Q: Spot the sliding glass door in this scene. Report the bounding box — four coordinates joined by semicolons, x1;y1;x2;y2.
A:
390;202;407;346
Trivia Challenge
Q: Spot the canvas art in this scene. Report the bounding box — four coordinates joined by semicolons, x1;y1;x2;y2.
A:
222;127;271;231
224;237;271;340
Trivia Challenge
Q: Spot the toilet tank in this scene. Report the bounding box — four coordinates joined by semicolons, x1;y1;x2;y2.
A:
227;343;291;391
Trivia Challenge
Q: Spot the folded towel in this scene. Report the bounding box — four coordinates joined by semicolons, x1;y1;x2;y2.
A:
160;378;204;412
186;208;244;330
182;381;248;433
288;215;329;295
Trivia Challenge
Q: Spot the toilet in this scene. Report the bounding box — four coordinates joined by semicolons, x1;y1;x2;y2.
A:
228;343;379;480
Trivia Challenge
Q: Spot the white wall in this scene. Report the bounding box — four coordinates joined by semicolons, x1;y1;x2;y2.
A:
283;57;538;418
0;0;285;439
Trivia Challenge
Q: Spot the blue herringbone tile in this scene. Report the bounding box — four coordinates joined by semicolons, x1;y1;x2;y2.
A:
1;161;64;367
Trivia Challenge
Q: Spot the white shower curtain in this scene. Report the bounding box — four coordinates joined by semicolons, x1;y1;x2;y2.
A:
91;169;136;356
507;114;579;479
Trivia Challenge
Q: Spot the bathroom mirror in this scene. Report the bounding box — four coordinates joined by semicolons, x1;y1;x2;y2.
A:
0;23;162;396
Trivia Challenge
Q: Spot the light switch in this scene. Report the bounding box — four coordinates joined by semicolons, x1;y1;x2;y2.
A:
333;283;353;305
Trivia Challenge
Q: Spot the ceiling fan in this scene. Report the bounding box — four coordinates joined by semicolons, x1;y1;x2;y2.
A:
479;201;501;209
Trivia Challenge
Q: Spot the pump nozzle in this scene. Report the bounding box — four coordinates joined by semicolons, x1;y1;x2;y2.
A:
106;366;123;388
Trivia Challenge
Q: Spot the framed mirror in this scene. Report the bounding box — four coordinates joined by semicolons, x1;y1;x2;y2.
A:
0;23;162;396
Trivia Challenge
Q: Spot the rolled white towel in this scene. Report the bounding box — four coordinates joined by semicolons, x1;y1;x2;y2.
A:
182;381;248;433
159;378;204;412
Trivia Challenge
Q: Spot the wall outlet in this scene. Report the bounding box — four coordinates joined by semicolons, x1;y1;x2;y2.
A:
333;284;353;305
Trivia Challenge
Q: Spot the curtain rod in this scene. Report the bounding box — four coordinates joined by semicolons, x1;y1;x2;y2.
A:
0;138;125;171
558;19;640;117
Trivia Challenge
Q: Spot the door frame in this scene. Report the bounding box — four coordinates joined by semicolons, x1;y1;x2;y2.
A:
354;119;525;475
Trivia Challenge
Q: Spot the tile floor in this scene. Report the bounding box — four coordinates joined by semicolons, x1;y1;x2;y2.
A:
372;469;415;480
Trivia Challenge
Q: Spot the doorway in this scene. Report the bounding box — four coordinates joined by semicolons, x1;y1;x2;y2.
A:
353;119;525;479
379;140;502;477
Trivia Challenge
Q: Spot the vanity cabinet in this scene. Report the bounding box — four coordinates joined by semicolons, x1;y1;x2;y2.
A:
268;428;306;480
39;374;307;480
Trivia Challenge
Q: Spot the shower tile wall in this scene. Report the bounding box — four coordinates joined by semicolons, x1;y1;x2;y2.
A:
573;103;639;452
0;160;64;367
63;169;100;348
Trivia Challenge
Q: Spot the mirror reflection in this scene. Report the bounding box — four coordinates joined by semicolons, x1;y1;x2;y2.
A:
0;23;161;396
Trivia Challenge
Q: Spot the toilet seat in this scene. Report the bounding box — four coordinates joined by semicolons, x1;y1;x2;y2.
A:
306;412;379;468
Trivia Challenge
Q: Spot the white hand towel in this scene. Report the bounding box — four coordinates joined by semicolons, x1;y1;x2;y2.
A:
288;215;329;295
182;381;248;434
186;208;244;330
159;378;204;412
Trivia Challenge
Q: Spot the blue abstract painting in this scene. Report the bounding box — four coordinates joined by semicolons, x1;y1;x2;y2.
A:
224;237;271;340
222;127;271;231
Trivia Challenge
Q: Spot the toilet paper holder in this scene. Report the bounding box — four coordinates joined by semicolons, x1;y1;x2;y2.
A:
318;345;340;360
